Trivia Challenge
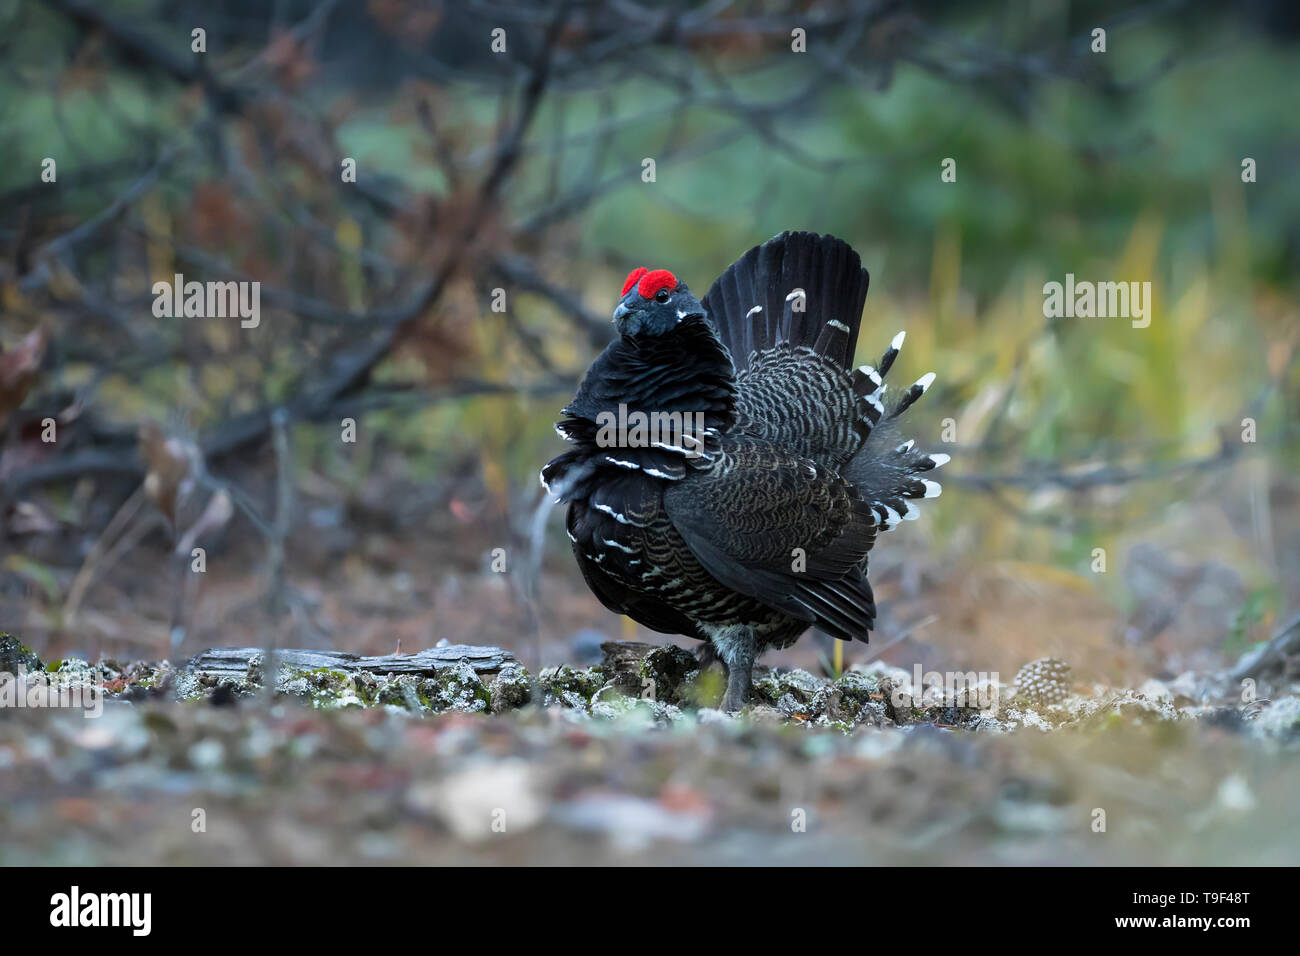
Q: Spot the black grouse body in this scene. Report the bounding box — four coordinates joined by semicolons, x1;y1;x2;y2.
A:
542;232;946;711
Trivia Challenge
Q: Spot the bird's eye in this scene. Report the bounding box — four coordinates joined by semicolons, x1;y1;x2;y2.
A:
655;288;671;303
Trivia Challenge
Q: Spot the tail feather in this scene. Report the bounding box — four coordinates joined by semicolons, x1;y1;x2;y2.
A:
702;231;869;373
889;371;936;420
843;330;948;531
812;319;852;359
877;330;905;378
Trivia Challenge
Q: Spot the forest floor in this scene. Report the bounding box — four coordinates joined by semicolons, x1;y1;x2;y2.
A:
1;626;1298;866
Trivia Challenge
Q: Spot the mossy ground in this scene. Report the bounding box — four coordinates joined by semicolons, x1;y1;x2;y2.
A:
2;637;1296;864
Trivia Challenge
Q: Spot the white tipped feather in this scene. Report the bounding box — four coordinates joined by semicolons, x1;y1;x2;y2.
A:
891;330;906;351
745;305;763;319
895;439;915;453
915;372;936;392
593;503;631;524
928;453;950;468
922;479;943;498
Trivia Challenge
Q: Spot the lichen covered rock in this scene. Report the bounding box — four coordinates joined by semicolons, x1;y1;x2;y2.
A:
489;663;532;713
0;633;43;674
538;664;604;710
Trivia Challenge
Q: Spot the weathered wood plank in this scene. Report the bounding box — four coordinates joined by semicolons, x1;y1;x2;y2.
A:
188;644;518;681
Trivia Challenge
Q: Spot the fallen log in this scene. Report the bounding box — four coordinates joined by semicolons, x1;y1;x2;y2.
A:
1229;612;1300;683
171;644;531;713
187;644;518;682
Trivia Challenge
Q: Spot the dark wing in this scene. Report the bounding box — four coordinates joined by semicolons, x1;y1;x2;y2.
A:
570;535;702;637
560;471;707;639
663;435;878;641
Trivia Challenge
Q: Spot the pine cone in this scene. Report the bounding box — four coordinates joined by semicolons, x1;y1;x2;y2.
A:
1014;657;1072;707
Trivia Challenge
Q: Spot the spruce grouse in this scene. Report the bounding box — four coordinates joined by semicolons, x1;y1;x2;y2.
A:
541;231;947;711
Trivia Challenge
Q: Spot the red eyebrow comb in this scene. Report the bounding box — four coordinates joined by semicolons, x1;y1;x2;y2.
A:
636;269;677;298
621;267;678;298
621;267;649;296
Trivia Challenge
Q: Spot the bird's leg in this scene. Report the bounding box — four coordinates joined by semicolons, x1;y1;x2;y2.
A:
694;641;721;671
716;625;756;713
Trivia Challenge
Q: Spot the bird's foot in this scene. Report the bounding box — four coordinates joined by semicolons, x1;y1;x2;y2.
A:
719;679;749;714
714;625;755;714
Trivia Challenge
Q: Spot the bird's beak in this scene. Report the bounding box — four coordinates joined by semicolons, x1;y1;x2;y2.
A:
612;302;633;324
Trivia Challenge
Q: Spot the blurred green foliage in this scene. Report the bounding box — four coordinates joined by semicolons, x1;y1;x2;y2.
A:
2;1;1295;623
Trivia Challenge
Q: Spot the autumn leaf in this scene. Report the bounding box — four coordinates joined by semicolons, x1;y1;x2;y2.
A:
138;421;197;525
0;327;46;430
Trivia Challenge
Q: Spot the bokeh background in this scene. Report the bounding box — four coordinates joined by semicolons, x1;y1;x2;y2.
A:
3;0;1298;695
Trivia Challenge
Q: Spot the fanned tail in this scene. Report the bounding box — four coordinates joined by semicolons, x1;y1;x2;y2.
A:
701;231;870;373
702;232;947;533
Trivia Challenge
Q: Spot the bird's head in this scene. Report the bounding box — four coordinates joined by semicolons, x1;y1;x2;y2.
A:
612;267;705;337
